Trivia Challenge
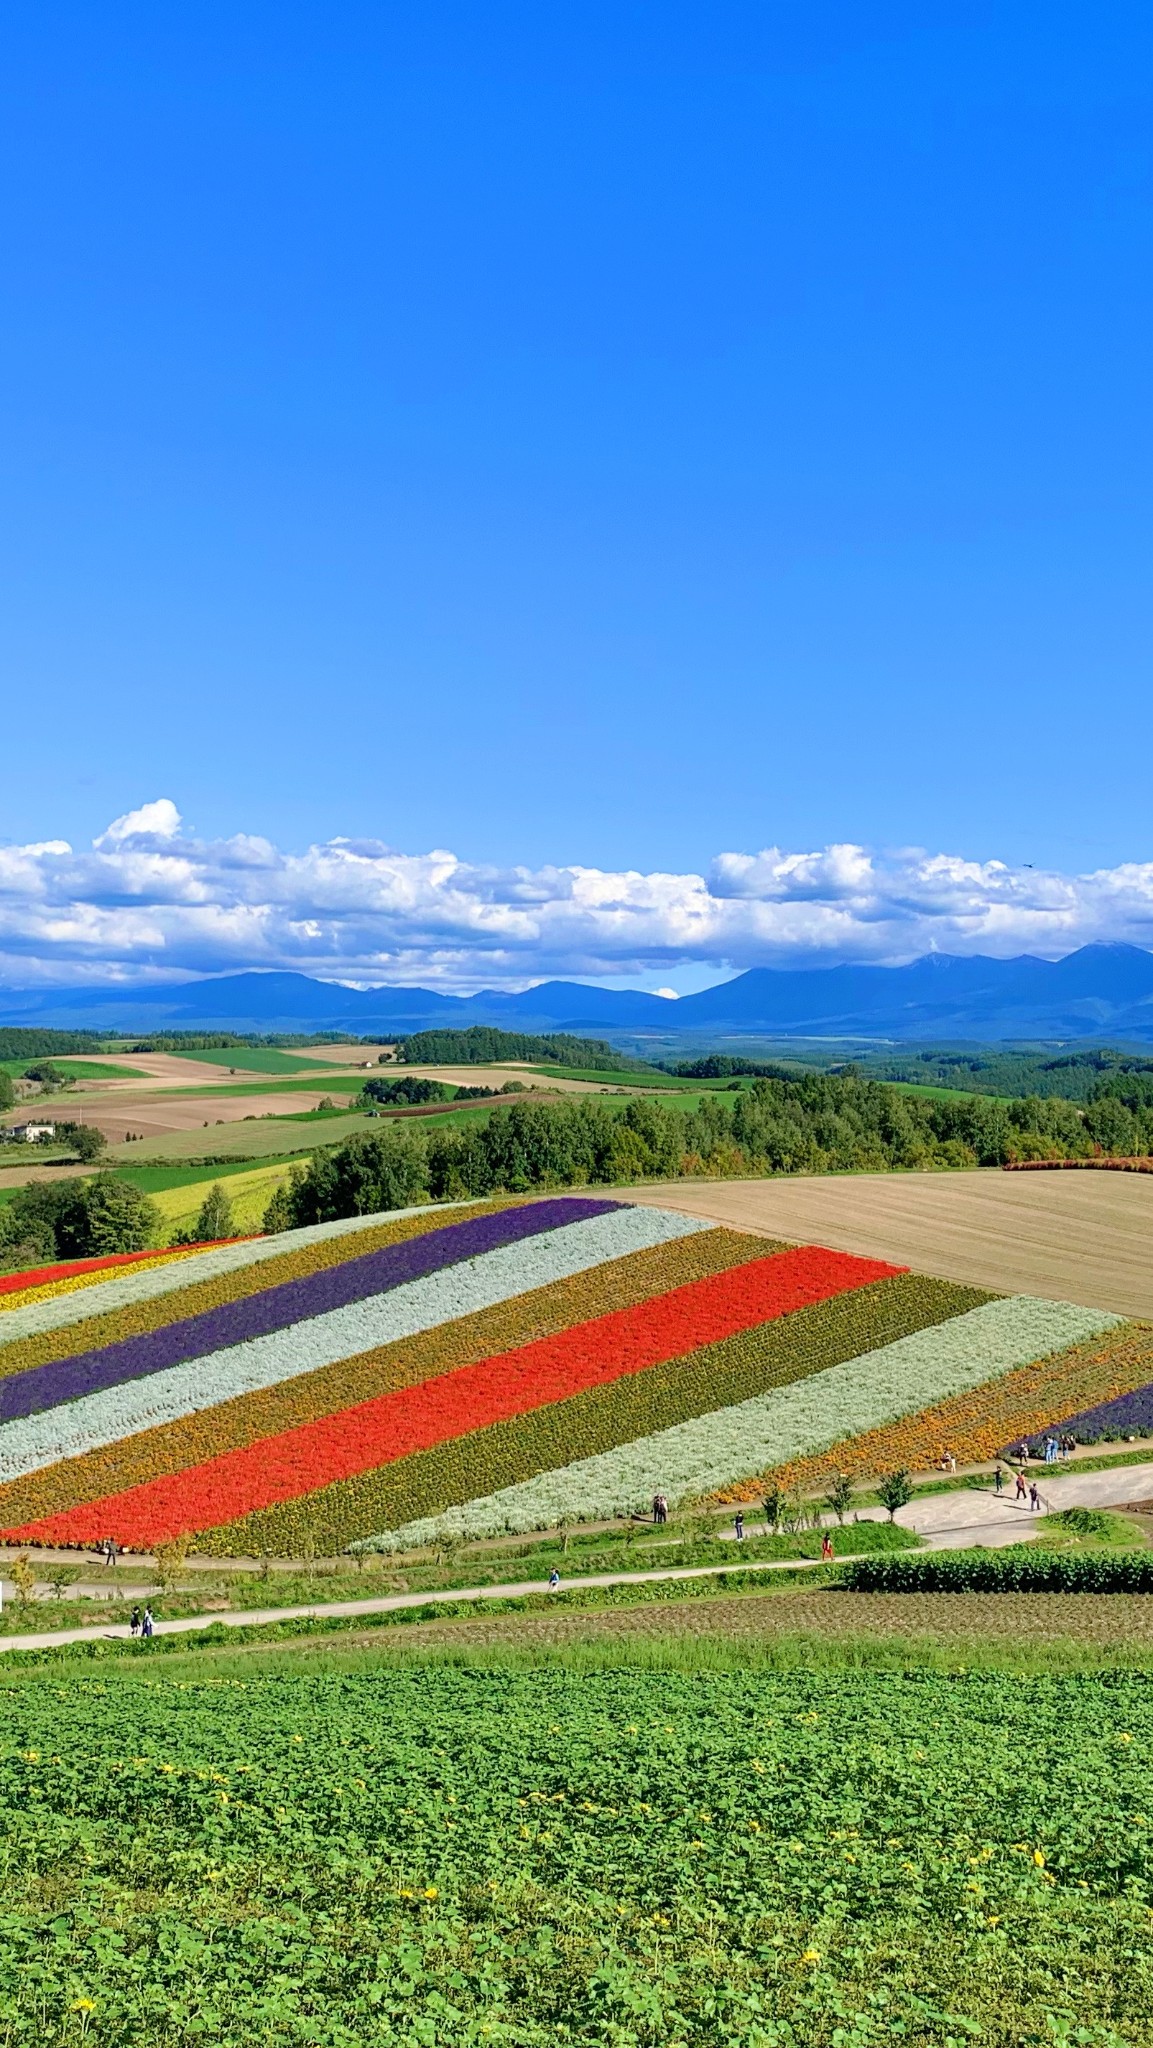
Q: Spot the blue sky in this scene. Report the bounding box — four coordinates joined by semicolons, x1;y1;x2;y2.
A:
1;5;1152;990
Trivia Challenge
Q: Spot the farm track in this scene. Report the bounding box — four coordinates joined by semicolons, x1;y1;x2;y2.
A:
5;1460;1152;1654
627;1169;1153;1317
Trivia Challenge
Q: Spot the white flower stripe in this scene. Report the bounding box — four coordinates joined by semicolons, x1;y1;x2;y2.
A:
361;1295;1121;1547
0;1203;476;1345
0;1206;709;1482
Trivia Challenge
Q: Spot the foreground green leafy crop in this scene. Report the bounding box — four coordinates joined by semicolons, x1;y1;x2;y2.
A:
0;1666;1150;2046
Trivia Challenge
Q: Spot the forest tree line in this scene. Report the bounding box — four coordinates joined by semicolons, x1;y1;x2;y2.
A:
264;1067;1153;1228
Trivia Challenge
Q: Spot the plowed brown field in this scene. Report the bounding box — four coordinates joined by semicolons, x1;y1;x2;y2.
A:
626;1169;1153;1317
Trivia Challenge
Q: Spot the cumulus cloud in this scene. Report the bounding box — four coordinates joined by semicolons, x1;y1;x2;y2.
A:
0;801;1152;990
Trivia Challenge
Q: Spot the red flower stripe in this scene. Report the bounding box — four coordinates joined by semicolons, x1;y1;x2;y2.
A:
0;1239;253;1298
12;1246;900;1547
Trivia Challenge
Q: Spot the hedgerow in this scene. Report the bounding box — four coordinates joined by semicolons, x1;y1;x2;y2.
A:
844;1549;1153;1593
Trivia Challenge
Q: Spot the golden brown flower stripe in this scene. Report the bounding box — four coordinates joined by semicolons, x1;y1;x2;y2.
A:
715;1318;1153;1500
0;1226;774;1532
199;1272;991;1554
0;1200;525;1384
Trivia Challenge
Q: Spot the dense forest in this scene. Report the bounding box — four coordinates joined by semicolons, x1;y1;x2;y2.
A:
850;1045;1153;1104
396;1026;652;1070
267;1066;1153;1227
0;1027;104;1058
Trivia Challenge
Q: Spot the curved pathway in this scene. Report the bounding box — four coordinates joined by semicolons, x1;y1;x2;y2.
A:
2;1460;1150;1656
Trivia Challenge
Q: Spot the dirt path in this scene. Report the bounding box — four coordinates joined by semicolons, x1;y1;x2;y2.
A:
625;1170;1153;1317
5;1462;1150;1654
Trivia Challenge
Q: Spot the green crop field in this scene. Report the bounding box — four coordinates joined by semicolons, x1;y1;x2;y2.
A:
0;1659;1149;2044
167;1047;338;1075
0;1057;147;1081
152;1074;366;1100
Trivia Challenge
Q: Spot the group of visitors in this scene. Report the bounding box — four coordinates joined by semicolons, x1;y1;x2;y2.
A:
993;1464;1042;1511
129;1606;154;1638
651;1493;669;1524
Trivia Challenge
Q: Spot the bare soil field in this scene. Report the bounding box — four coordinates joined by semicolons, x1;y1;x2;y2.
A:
74;1089;350;1145
627;1169;1153;1318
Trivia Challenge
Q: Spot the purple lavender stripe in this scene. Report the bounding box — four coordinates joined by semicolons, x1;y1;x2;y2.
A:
0;1198;622;1425
1018;1379;1153;1451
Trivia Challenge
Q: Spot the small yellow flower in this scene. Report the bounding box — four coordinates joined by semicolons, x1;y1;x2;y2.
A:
70;1998;96;2014
1033;1849;1045;1867
423;1885;438;1900
801;1947;821;1965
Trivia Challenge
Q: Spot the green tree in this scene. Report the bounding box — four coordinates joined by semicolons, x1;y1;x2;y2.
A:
262;1182;296;1234
823;1473;855;1524
877;1470;914;1522
68;1124;106;1163
73;1175;161;1256
0;1071;14;1112
193;1182;236;1242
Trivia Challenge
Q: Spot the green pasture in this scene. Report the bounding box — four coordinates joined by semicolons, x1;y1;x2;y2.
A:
533;1063;740;1090
114;1155;298;1194
150;1072;365;1099
106;1112;379;1164
888;1079;1014;1105
0;1057;146;1080
166;1046;337;1075
0;1662;1149;2044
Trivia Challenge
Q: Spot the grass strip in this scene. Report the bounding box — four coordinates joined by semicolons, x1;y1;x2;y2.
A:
211;1273;984;1555
0;1229;768;1531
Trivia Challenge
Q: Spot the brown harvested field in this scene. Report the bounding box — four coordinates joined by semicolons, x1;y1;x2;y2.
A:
401;1063;613;1093
296;1043;395;1065
274;1589;1153;1660
626;1169;1153;1318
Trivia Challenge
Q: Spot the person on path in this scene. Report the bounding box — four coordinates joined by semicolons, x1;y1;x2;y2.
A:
129;1607;141;1637
141;1606;154;1639
994;1465;1004;1495
734;1512;745;1541
1015;1470;1027;1502
547;1570;560;1591
1029;1482;1041;1513
821;1532;834;1562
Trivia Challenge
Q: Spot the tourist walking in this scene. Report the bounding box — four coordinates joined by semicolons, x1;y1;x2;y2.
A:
1015;1470;1027;1502
1029;1482;1041;1513
821;1532;834;1562
141;1606;154;1639
129;1606;141;1637
734;1512;745;1541
993;1465;1004;1495
547;1569;560;1591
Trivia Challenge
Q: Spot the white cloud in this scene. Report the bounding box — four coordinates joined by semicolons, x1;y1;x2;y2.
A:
0;802;1151;990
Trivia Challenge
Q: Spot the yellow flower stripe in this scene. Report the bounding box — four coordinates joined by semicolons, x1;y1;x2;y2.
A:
711;1320;1153;1499
0;1227;770;1531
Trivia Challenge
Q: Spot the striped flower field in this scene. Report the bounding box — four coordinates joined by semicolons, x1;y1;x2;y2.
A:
0;1194;1132;1556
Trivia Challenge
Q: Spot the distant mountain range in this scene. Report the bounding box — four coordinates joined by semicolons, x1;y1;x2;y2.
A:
5;943;1153;1044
